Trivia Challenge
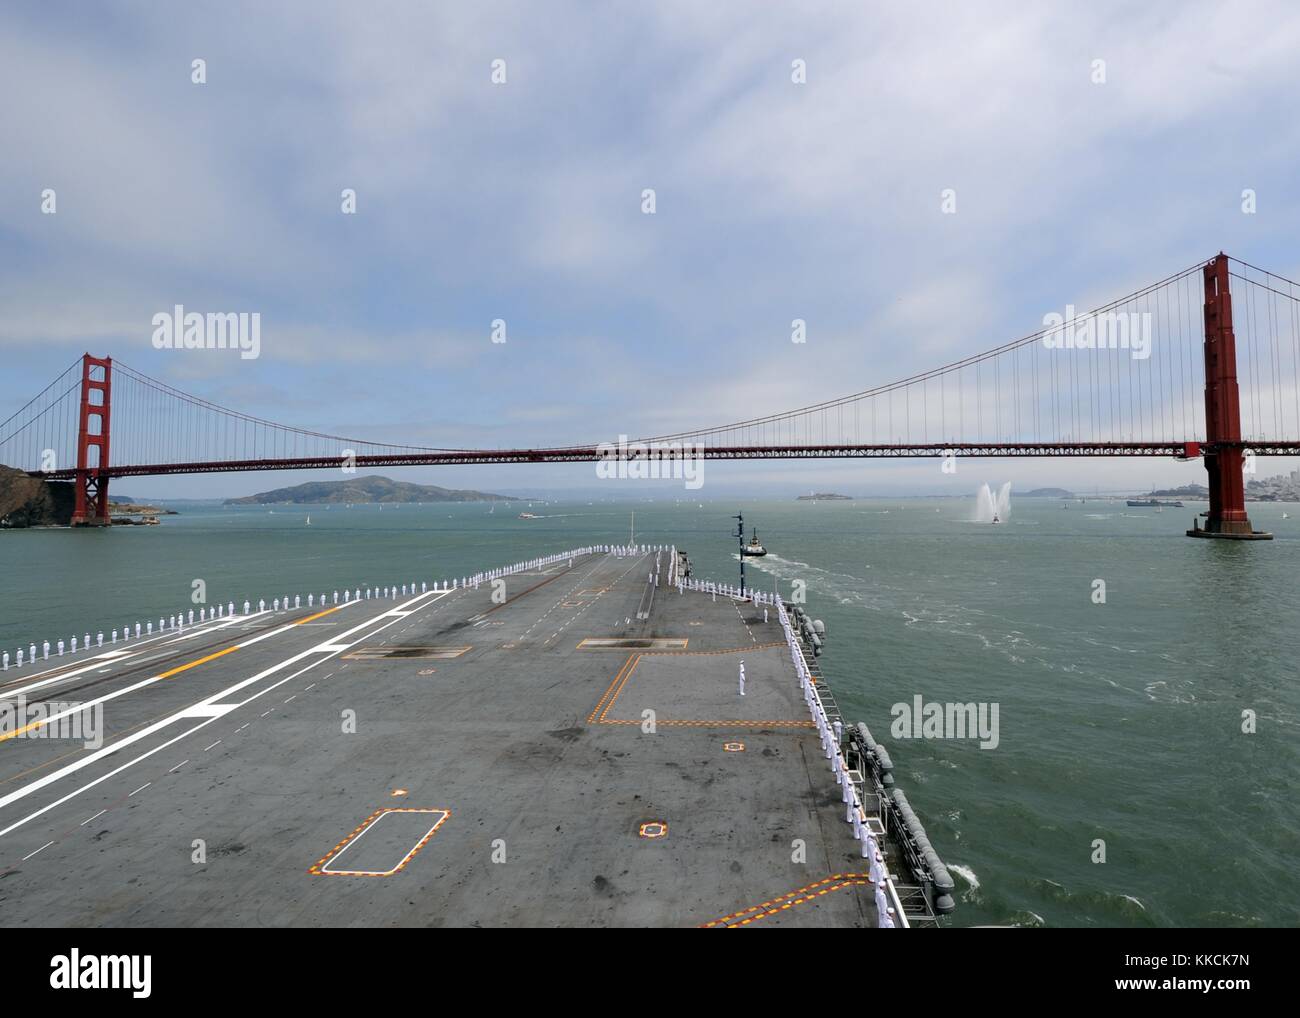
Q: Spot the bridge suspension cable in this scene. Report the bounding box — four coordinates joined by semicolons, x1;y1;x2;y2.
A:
4;254;1300;484
103;361;471;471
0;358;84;476
627;260;1240;452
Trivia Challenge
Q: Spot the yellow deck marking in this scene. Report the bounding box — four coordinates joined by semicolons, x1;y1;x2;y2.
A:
294;605;344;626
0;644;241;741
2;604;344;742
159;645;239;680
1;720;49;742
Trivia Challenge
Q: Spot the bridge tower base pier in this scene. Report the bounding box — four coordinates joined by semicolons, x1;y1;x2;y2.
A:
1186;254;1271;540
71;354;113;528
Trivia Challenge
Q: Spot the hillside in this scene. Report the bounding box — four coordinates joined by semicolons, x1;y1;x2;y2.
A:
1;465;173;526
0;465;75;527
223;475;518;505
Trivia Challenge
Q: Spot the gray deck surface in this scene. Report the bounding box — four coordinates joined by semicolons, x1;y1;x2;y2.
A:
0;550;873;927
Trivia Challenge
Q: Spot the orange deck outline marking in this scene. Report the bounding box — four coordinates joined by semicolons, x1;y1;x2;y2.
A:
586;653;638;723
639;821;668;838
699;873;872;928
723;742;745;752
587;646;815;729
309;807;450;877
593;654;642;723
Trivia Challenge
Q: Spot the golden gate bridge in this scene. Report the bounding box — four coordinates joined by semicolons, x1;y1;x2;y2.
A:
4;253;1300;540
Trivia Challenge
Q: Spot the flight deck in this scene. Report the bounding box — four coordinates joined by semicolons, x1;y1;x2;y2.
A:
0;548;939;927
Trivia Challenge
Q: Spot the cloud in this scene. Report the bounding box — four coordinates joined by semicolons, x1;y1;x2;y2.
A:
3;0;1300;494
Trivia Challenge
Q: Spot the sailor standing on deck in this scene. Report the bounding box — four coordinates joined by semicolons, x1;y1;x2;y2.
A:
738;660;746;697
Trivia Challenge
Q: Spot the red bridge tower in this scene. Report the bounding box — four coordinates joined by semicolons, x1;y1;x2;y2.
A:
1188;254;1270;540
71;353;113;527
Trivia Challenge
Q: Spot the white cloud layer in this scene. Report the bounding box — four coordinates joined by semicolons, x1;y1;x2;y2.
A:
2;0;1300;494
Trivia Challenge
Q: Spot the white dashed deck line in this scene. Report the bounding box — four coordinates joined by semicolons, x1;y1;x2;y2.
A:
0;591;450;840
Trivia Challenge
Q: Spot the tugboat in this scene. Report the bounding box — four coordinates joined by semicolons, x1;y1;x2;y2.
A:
741;527;767;557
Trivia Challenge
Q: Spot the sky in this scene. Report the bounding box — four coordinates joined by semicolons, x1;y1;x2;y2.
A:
3;1;1300;499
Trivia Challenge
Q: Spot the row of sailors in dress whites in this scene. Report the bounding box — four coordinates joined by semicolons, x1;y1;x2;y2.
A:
780;599;899;929
4;546;602;671
678;577;779;607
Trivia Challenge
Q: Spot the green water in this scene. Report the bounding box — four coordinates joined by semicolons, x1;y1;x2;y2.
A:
2;497;1297;927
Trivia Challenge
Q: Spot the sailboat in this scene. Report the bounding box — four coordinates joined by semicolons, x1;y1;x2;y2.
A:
305;515;311;526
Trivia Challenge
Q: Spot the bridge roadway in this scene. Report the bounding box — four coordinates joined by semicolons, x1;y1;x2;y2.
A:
0;550;873;927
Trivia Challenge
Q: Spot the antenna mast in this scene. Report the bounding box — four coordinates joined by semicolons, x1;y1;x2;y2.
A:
732;512;746;597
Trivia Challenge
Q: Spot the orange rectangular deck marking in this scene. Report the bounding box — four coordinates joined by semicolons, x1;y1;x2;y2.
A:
587;645;815;729
700;873;872;928
310;807;450;877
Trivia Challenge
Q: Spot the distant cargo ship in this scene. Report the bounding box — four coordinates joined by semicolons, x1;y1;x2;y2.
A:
797;492;852;501
1127;499;1184;508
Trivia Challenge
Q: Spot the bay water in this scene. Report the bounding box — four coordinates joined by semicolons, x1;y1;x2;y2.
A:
2;495;1296;927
